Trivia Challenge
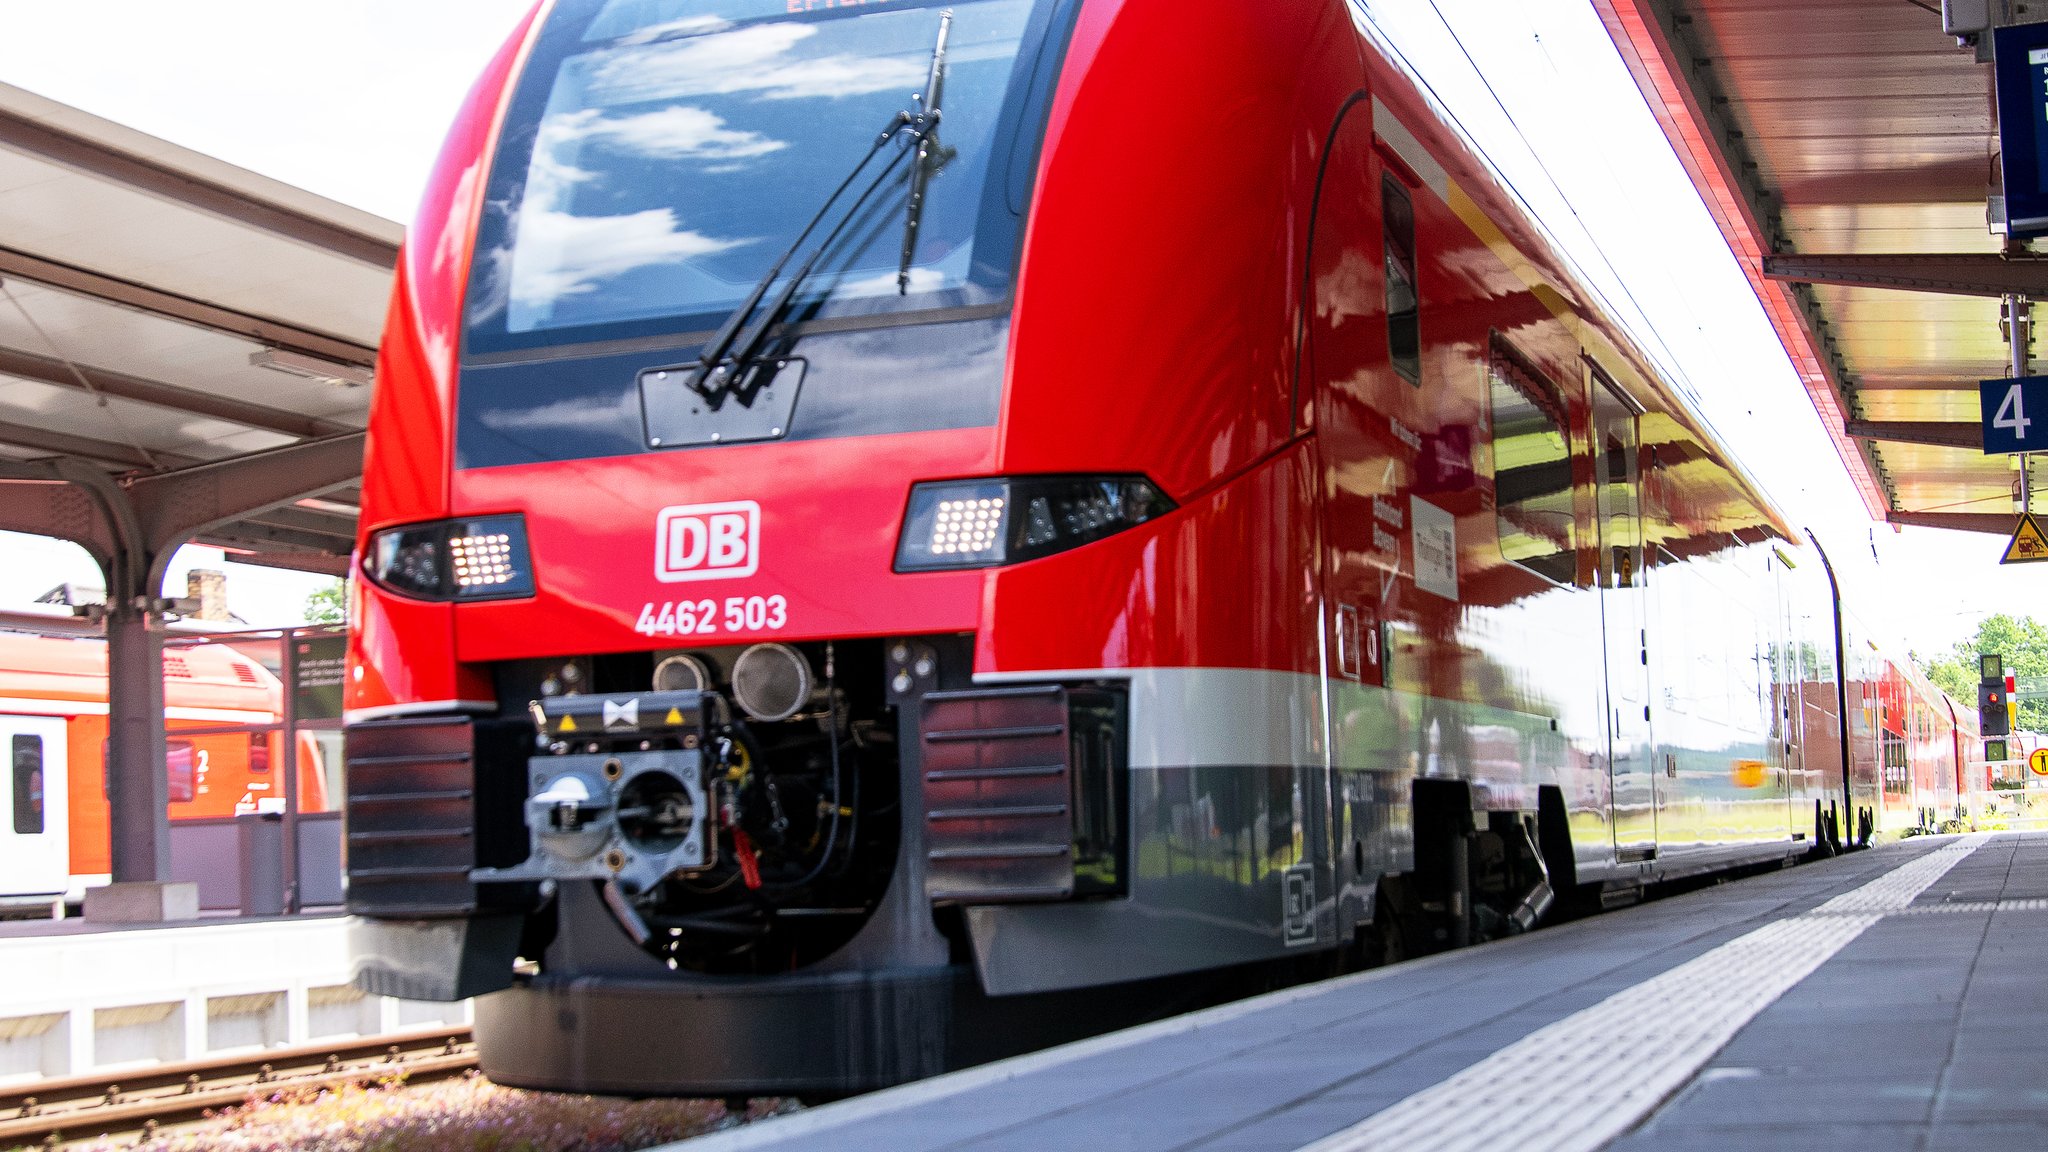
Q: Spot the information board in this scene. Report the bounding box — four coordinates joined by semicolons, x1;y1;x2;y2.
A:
1996;22;2048;236
291;632;347;722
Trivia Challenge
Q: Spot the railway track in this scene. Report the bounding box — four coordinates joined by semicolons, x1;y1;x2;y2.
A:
0;1025;476;1148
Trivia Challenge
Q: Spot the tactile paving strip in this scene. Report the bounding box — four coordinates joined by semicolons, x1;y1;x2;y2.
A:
1293;837;1988;1152
1887;897;2048;915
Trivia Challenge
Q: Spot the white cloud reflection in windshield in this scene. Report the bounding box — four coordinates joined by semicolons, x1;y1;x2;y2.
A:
507;99;785;318
505;18;922;327
477;2;1032;341
589;22;925;105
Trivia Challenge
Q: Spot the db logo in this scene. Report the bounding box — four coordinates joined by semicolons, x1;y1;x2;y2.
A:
655;501;759;582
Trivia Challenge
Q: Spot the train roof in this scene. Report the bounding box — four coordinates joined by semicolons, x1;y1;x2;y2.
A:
0;630;282;713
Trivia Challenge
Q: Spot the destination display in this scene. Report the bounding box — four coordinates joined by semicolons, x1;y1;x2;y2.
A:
1995;22;2048;235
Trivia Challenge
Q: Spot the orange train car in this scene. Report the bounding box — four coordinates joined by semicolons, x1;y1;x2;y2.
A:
0;632;327;905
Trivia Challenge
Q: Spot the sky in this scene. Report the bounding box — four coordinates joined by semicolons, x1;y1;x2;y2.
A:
0;0;2033;655
0;0;534;626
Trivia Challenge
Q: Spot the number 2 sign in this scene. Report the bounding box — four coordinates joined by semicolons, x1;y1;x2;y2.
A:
1981;376;2048;454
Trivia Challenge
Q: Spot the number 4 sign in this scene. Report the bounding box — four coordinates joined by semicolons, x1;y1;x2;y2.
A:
1980;376;2048;454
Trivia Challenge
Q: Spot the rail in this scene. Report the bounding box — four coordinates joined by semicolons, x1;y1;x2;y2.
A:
0;1025;474;1148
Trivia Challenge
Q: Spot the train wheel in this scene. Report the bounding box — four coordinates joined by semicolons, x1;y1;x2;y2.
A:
1362;874;1417;966
1806;801;1837;861
1358;916;1407;967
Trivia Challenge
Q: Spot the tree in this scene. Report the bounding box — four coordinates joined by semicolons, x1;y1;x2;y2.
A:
1917;613;2048;732
304;579;347;625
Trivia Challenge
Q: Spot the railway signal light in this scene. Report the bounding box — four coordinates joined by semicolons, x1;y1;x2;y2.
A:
1981;653;2013;736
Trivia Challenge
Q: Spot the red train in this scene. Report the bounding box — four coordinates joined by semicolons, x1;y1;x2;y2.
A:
344;0;1982;1096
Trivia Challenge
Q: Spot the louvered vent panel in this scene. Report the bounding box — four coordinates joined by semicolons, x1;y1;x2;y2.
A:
921;685;1073;903
344;717;484;917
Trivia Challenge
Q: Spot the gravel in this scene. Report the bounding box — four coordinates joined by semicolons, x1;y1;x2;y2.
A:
49;1070;786;1152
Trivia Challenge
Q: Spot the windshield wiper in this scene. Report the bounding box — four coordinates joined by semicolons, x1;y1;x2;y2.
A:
897;9;953;295
686;12;954;404
683;112;916;402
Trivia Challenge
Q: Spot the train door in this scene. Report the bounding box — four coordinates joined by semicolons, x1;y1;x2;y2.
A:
1775;560;1808;838
0;715;69;898
1590;371;1655;859
1302;97;1387;930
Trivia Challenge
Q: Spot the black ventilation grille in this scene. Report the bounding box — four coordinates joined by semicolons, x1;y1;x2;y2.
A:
921;685;1074;903
344;716;531;918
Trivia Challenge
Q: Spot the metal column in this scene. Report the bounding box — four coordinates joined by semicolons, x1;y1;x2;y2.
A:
103;591;170;881
2008;293;2032;514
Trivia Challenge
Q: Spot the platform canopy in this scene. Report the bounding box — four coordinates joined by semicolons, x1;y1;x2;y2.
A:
1595;0;2026;535
0;81;400;892
0;80;398;574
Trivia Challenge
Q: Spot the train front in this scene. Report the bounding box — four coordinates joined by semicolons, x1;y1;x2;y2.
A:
343;0;1130;1096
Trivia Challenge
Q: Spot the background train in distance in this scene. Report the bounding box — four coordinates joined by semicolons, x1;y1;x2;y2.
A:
343;0;1986;1097
0;632;327;908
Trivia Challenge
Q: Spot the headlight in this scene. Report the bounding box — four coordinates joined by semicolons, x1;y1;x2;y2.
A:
895;476;1174;572
365;515;535;601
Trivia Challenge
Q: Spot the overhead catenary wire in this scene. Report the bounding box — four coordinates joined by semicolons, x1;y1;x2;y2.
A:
1370;0;1818;514
1369;0;1876;557
1414;0;1707;412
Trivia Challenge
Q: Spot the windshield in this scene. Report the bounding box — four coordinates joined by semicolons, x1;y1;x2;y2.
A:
464;0;1051;356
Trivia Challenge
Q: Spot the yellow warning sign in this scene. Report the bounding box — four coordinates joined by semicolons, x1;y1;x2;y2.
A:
557;714;578;733
2031;748;2048;777
664;707;685;727
2000;512;2048;564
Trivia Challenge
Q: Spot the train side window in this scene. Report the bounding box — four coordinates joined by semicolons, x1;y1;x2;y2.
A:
166;741;197;804
1382;175;1421;384
12;735;44;835
101;737;198;803
1488;342;1576;584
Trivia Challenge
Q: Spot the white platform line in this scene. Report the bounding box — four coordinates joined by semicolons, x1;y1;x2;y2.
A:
1293;836;1989;1152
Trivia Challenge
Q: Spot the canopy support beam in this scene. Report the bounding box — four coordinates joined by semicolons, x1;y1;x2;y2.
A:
0;432;363;886
1764;253;2048;298
1886;511;2018;534
1844;420;1984;451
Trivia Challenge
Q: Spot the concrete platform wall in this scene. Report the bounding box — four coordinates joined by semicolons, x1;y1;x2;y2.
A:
0;916;466;1083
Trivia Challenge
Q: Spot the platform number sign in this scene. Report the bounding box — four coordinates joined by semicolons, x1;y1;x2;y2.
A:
1992;381;2032;440
1980;377;2048;454
1966;375;2048;450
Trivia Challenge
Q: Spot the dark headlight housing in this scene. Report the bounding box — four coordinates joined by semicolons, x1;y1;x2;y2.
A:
895;476;1174;572
365;515;535;601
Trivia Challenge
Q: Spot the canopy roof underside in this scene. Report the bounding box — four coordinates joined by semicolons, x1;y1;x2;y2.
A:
1596;0;2026;535
0;81;399;574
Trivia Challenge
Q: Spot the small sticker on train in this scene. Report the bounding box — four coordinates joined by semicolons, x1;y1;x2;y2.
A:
1410;497;1458;601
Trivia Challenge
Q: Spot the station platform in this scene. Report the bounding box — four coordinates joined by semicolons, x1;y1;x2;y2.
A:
668;831;2048;1152
0;912;467;1083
